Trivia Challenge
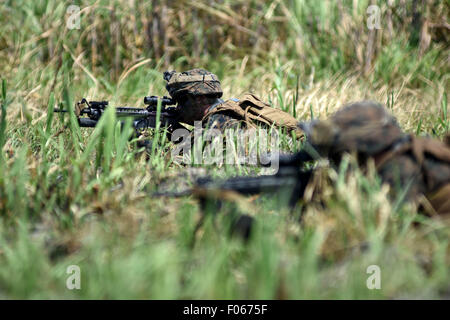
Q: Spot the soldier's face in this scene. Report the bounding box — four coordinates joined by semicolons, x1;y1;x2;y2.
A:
177;95;216;124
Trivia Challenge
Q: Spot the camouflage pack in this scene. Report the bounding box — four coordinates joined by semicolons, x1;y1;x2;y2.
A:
203;93;302;135
376;134;450;215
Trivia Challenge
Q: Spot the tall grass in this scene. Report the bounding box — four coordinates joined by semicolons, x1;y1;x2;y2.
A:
0;0;448;299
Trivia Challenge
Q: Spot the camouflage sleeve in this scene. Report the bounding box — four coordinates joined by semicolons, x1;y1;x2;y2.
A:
377;154;424;203
203;112;243;132
422;156;450;194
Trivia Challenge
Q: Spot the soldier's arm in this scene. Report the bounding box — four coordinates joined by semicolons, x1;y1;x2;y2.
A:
204;113;244;131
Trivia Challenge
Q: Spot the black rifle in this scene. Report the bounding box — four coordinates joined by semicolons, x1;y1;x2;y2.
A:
153;150;314;240
154;150;314;208
54;96;183;134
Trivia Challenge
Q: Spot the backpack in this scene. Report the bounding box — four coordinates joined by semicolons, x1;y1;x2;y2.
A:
202;93;302;135
375;135;450;216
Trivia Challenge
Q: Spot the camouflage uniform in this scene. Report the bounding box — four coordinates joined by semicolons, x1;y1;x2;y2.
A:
300;101;450;215
203;98;244;131
164;69;300;133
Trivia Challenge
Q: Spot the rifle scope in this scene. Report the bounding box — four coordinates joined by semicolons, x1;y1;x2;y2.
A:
143;96;175;106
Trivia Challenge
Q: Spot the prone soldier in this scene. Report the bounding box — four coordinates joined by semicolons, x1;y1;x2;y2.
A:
163;68;301;133
156;100;450;240
299;100;450;217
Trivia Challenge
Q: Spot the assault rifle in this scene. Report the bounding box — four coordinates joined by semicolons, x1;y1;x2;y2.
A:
154;150;315;208
54;96;183;134
153;150;315;240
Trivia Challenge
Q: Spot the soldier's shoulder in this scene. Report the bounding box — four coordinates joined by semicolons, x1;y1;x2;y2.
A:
203;99;243;131
204;112;242;131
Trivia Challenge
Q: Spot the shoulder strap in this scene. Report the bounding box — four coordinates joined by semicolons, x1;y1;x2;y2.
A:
375;135;450;169
374;135;450;216
425;183;450;216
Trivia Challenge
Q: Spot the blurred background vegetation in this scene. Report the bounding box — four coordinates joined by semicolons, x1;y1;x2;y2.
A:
1;0;448;92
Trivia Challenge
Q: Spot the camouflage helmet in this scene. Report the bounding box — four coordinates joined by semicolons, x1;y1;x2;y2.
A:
163;69;223;100
300;101;406;159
